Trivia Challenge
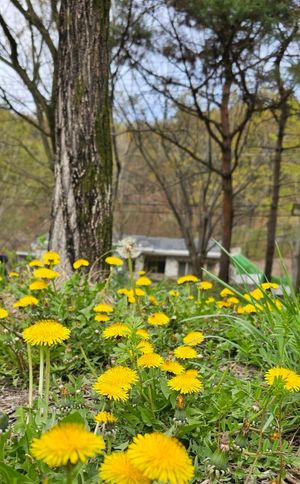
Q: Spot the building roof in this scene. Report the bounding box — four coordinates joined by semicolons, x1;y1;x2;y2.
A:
123;235;221;258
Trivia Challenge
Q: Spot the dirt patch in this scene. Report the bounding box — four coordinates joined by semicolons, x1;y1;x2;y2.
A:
1;386;29;421
220;361;258;379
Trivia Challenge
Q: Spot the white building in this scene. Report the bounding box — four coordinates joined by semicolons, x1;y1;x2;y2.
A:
128;235;221;279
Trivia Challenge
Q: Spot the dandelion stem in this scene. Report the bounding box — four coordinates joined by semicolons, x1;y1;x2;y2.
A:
65;463;74;484
245;391;274;483
128;256;133;289
44;347;51;420
128;256;141;315
107;436;112;454
27;344;33;408
103;270;113;293
147;384;156;417
79;346;98;378
38;346;44;399
278;397;285;483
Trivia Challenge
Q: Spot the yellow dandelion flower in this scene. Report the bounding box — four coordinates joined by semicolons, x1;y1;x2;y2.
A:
250;288;264;301
137;353;163;368
33;268;59;280
160;360;184;375
136;328;150;340
174;346;197;360
117;288;129;296
177;275;198;285
9;271;19;278
29;280;48;291
0;308;8;319
148;295;158;306
216;300;231;308
187;295;194;300
13;296;39;308
95;411;118;424
95;314;110;322
168;371;202;394
220;287;234;297
139;270;146;276
136;276;152;286
273;299;283;311
105;256;124;266
28;259;43;268
169;290;179;297
93;366;138;401
265;367;300;392
93;303;114;313
147;312;170;326
185;369;199;377
206;297;215;304
22;320;70;346
128;296;136;304
99;366;138;388
261;282;279;290
127;432;194;484
103;323;131;339
73;258;89;269
227;296;239;305
42;251;60;266
237;304;257;314
128;288;145;297
93;382;129;401
31;422;104;467
100;452;151;484
183;331;204;347
137;340;154;354
285;372;300;391
199;281;213;290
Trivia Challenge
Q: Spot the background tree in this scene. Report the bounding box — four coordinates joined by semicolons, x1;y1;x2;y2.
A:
263;20;299;280
50;0;113;272
0;109;51;250
0;1;57;167
116;90;223;276
118;0;293;281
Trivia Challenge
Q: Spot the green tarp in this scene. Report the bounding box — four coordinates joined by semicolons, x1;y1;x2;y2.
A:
231;254;263;276
231;254;288;285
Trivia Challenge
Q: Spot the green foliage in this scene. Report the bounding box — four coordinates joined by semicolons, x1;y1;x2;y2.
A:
0;110;52;251
170;0;293;27
0;257;300;482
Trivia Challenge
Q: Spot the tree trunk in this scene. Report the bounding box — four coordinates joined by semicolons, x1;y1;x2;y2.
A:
49;0;113;274
219;169;233;282
218;69;233;283
264;100;288;280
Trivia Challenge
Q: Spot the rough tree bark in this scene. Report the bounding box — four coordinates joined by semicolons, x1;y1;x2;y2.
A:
49;0;113;274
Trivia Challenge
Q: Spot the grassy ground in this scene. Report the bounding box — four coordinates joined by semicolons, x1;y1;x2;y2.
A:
0;255;300;483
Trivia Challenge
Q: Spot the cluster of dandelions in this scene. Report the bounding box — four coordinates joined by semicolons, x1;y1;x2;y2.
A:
100;432;194;484
31;423;194;484
9;249;300;483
